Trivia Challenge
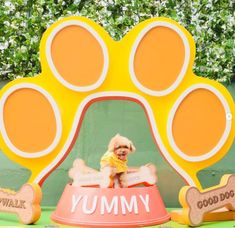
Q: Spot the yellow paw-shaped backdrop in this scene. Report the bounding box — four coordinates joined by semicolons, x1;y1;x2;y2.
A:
0;16;234;188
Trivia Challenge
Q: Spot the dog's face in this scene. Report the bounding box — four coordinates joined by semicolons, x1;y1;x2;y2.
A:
108;134;136;161
114;145;130;161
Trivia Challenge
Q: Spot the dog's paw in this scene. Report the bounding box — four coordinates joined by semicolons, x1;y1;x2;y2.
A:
0;17;233;187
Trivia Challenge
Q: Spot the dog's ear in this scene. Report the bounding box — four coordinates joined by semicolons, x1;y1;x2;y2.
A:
107;134;120;152
129;141;136;153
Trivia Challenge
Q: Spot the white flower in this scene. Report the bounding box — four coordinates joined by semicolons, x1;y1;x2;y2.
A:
15;12;20;18
218;47;225;55
15;75;23;79
227;15;234;25
196;24;201;32
106;11;111;16
100;1;108;7
10;23;18;29
218;77;225;82
31;36;39;43
4;1;15;11
9;37;16;45
0;42;9;50
20;21;27;27
117;16;123;23
5;0;12;7
20;46;27;53
3;21;10;26
222;24;227;30
192;14;199;22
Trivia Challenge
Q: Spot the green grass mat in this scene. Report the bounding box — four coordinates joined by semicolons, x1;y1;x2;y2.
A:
0;207;234;228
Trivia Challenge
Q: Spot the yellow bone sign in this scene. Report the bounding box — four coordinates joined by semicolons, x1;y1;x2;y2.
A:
0;16;234;187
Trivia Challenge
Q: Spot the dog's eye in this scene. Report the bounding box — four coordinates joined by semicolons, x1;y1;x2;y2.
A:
116;145;129;149
115;145;130;150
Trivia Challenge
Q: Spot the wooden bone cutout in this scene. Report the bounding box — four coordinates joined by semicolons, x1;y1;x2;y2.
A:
124;164;157;187
69;159;113;188
177;174;235;226
69;159;98;176
0;183;42;224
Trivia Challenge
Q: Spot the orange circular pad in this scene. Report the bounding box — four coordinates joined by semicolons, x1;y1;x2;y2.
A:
134;26;185;92
172;88;227;157
51;25;105;87
3;88;57;153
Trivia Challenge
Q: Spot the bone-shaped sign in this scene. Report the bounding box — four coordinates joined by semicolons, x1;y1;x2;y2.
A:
125;164;157;187
69;159;157;188
173;174;235;226
0;183;42;224
69;159;113;188
72;168;112;188
69;159;98;176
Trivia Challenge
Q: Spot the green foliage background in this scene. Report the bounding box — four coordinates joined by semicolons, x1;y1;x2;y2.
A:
0;0;234;83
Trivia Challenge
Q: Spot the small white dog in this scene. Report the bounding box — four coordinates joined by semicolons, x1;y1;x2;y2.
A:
100;134;135;187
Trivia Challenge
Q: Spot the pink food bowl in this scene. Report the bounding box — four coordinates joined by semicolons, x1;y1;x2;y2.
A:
51;184;170;227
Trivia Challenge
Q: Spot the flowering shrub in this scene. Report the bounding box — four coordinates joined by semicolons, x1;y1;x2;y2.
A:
0;0;234;83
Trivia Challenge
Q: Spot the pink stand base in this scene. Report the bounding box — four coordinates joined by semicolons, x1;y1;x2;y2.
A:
51;184;170;227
